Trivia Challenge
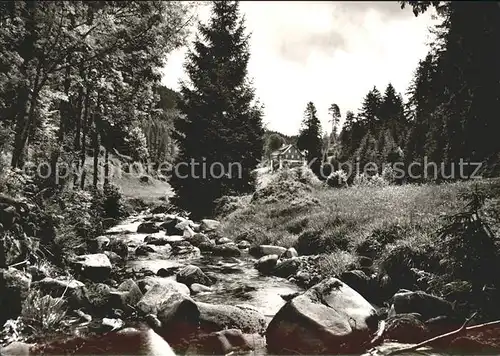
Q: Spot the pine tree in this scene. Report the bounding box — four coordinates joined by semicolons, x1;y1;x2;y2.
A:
171;1;264;218
359;86;382;131
380;83;405;145
297;102;322;176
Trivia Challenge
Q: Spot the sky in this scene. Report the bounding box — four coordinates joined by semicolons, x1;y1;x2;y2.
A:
161;1;438;137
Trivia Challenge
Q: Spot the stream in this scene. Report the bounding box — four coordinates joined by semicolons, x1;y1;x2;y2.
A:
104;212;448;356
106;213;301;319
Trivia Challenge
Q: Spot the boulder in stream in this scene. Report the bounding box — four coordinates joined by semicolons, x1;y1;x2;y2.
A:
176;265;214;287
266;277;378;355
72;253;112;282
389;290;454;321
255;254;279;275
200;219;220;232
137;280;190;315
189;233;214;248
249;245;286;258
211;244;241;257
137;221;160;234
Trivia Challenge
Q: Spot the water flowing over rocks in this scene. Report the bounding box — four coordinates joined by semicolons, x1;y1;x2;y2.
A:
1;209;480;356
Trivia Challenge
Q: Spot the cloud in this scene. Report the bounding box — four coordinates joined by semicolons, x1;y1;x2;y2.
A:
161;1;438;136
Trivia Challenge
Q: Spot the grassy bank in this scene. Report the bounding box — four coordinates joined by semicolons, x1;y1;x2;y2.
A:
219;167;500;317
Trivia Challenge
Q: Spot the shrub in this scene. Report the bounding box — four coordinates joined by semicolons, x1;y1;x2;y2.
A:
214;195;251;218
0;168;27;198
379;241;439;289
382;165;398;184
91;184;125;225
352;173;390;188
370;222;407;245
326;170;348;188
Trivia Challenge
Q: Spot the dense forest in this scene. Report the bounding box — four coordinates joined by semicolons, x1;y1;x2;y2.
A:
266;1;500;184
0;1;193;188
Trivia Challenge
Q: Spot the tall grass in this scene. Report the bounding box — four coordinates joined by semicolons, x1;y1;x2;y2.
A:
219;170;500;281
21;289;67;337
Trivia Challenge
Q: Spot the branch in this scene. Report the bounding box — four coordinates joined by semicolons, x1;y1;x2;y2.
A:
387;312;482;355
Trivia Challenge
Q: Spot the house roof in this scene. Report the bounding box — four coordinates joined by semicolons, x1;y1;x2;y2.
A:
271;144;305;157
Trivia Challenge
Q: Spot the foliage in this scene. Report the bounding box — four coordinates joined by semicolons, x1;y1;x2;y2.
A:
264;133;285;159
0;1;194;189
326;169;348;188
352;173;390;188
297;102;323;177
171;1;264;219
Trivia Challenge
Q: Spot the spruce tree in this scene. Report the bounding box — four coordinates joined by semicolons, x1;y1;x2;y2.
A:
171;1;264;218
297;102;323;176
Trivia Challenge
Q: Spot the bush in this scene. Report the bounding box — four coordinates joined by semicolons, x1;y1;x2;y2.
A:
0;168;27;198
379;241;439;289
352;173;390;188
382;165;398;184
91;184;125;225
326;170;348;188
214;195;251;218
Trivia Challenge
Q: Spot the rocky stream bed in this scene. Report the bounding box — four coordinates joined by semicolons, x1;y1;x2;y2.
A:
1;208;490;355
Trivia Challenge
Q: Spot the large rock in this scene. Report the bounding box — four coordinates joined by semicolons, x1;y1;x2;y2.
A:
144;232;183;246
237;240;251;249
33;277;87;309
160;218;183;235
137;276;190;295
72;253;112;281
108;279;143;313
266;277;378;355
197;302;267;334
389;290;454;321
200;219;220;232
0;268;31;324
176;265;214;287
340;270;375;302
137;278;190;315
135;244;156;256
189;329;253;355
211;244;241;257
28;328;177;355
171;244;201;259
159;299;267;336
189;233;214;248
0;342;32;356
249;245;286;258
382;313;429;343
255;254;279;275
137;222;160;234
273;258;301;278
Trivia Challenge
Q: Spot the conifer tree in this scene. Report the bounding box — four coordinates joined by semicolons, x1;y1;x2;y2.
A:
297;102;322;176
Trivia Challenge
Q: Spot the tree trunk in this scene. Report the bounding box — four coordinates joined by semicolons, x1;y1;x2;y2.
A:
73;83;83;188
10;87;30;168
92;122;99;188
80;85;91;189
104;147;109;187
51;62;71;187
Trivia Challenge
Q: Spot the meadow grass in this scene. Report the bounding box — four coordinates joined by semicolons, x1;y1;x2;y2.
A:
219;170;500;278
